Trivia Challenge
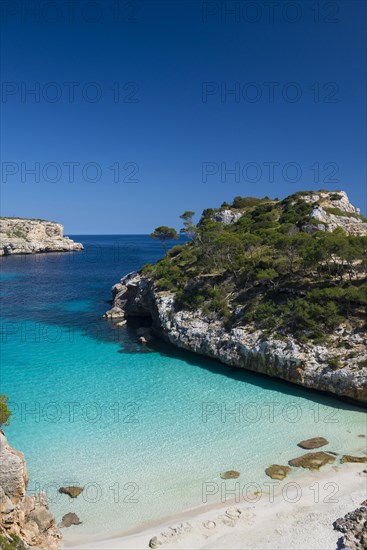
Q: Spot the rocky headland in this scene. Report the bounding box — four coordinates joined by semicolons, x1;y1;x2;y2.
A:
0;218;83;256
106;191;367;404
0;431;62;549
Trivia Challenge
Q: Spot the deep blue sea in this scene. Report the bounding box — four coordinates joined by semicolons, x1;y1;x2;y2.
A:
1;235;366;545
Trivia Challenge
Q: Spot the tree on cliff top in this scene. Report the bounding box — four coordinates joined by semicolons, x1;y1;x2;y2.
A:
180;211;196;240
150;226;179;254
0;395;11;427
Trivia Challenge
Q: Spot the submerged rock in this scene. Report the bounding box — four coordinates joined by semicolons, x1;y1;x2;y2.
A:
58;486;84;498
297;437;329;449
265;464;291;480
58;513;82;528
288;452;335;471
220;470;240;479
340;455;367;464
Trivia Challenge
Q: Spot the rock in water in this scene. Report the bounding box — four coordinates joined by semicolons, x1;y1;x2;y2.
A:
58;486;84;498
288;452;335;471
59;513;82;528
220;470;240;479
340;455;367;464
297;437;329;449
265;464;291;480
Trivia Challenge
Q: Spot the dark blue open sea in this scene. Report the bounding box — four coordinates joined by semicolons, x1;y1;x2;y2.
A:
1;235;365;545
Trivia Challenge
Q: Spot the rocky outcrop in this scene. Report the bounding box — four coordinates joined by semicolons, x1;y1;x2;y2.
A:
0;218;83;256
334;500;367;550
211;209;243;225
107;191;367;404
265;465;291;480
297;437;329;449
108;271;367;404
0;431;61;549
288;451;335;471
210;191;367;236
296;191;367;235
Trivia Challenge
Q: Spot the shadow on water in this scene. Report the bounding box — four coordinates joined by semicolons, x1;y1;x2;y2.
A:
147;336;367;413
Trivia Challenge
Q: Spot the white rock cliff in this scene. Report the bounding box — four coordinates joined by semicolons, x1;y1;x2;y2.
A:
0;218;83;256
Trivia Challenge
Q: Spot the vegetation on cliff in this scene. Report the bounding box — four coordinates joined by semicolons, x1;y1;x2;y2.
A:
0;395;11;427
143;192;367;344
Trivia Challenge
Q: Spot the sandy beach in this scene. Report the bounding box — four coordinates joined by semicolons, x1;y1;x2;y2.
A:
63;461;366;550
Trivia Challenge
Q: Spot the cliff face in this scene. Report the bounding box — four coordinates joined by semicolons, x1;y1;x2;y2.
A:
107;272;367;404
0;431;62;549
0;218;83;256
106;191;367;404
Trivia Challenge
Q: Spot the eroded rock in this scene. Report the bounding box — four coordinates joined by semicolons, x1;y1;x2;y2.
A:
265;464;291;480
297;437;329;449
340;455;367;464
220;470;240;479
58;486;84;498
288;452;335;471
0;431;62;549
58;513;82;528
334;501;367;550
149;536;162;548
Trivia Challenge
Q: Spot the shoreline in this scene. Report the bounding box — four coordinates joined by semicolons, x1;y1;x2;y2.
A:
62;461;367;550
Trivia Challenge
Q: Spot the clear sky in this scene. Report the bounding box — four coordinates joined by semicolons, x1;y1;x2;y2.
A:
1;0;366;233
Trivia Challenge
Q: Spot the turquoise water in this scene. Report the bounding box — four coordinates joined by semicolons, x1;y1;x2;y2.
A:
1;236;366;543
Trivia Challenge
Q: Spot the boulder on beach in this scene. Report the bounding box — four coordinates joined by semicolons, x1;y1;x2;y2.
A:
297;437;329;449
340;455;367;464
220;470;240;479
149;535;162;548
288;452;335;471
58;486;84;498
265;464;291;480
59;512;82;528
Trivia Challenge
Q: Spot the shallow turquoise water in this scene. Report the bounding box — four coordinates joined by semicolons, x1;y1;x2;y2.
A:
1;236;366;542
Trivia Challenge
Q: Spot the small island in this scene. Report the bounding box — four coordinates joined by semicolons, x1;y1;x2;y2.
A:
0;218;83;256
107;190;367;403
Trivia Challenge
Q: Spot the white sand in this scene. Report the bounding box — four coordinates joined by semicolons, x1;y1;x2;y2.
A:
63;462;367;550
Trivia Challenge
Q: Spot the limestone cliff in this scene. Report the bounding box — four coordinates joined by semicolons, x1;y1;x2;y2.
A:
107;271;367;404
106;190;367;404
0;431;61;549
0;218;83;256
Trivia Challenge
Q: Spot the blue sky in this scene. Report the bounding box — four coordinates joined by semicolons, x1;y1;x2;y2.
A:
1;0;366;233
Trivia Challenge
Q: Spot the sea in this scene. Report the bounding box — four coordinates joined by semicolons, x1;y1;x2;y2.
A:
1;235;366;544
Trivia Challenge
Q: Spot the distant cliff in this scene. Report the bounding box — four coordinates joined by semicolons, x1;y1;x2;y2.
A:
106;190;367;404
0;431;62;549
0;218;83;256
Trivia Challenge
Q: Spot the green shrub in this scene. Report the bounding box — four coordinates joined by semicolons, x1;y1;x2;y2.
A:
0;535;26;549
0;395;11;427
